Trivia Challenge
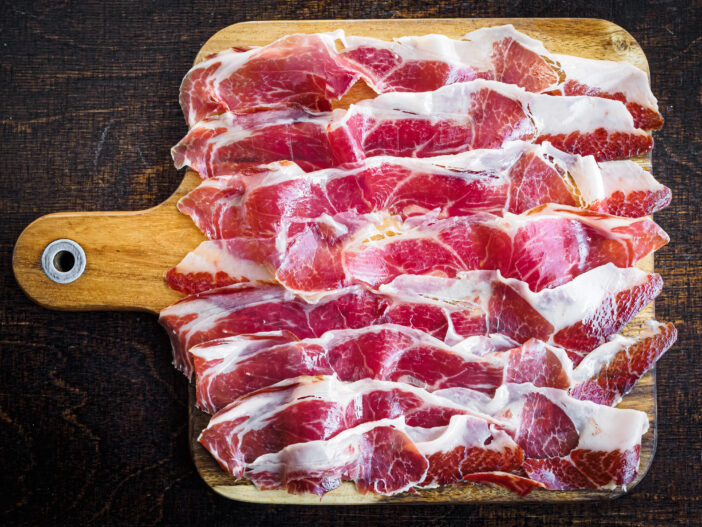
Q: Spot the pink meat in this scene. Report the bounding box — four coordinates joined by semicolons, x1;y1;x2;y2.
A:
190;325;572;413
199;377;472;478
171;80;653;179
159;265;661;378
171;108;339;175
202;378;649;496
166;204;668;295
463;472;545;497
247;424;429;496
180;32;360;126
177;146;670;246
192;318;676;415
180;27;662;130
202;377;525;495
570;322;677;406
438;384;649;492
522;446;642;490
342;26;662;129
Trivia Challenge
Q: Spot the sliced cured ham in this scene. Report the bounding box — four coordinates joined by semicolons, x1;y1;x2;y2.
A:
159;264;662;377
199;376;509;478
200;377;649;495
190;320;675;415
172;107;338;175
177;144;670;248
589;161;672;218
330;80;653;163
191;320;675;414
166;204;668;295
463;472;545;497
341;25;662;129
180;27;661;130
437;383;649;491
180;31;360;126
570;321;677;406
246;414;523;496
200;376;526;495
172;80;653;179
177;142;575;240
190;325;571;413
165;25;674;499
382;266;663;355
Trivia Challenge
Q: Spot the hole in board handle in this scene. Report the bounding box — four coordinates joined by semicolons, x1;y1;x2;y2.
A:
41;239;86;284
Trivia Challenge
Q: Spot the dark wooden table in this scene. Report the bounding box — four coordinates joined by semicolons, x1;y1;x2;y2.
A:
2;1;700;525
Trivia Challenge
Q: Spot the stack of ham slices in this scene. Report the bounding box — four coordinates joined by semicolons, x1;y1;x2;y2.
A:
160;25;676;497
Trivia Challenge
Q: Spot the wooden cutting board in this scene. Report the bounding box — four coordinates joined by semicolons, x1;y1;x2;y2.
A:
13;18;659;504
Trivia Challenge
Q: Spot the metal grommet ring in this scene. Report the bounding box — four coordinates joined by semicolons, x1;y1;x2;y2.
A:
41;239;86;284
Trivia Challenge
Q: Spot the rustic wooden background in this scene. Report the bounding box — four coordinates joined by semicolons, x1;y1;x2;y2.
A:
1;1;700;525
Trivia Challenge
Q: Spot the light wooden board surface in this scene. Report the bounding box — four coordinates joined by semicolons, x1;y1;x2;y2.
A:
12;17;658;504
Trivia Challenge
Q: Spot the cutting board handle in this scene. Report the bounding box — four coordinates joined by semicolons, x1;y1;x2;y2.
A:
13;175;205;313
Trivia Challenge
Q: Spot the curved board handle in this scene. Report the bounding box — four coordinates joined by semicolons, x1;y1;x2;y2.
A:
13;172;204;313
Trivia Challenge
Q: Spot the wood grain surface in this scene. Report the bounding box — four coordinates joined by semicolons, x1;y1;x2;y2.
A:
1;1;699;525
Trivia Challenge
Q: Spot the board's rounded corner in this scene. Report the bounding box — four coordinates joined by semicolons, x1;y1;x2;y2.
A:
12;213;69;312
583;18;651;73
195;20;268;63
204;20;259;41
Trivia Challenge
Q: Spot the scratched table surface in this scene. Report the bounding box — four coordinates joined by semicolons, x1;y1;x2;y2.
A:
1;1;700;525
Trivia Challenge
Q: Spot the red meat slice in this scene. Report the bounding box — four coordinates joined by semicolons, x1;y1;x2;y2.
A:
570;322;677;405
159;265;661;378
190;325;571;413
166;204;668;295
180;32;360;126
341;26;661;129
172;80;653;180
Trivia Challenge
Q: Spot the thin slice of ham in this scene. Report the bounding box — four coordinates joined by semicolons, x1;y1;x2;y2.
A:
180;31;360;126
342;25;662;129
570;321;677;406
172;107;338;175
200;376;649;495
200;376;526;495
159;264;662;377
189;325;569;413
180;27;661;130
437;383;649;491
166;204;668;295
199;376;510;479
245;414;524;496
190;320;676;414
176;143;670;247
172;80;653;179
329;80;653;163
